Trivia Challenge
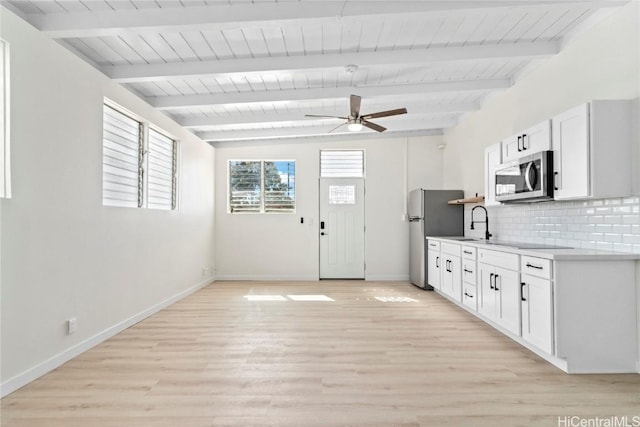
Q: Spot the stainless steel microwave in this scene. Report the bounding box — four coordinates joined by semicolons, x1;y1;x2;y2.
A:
495;151;554;203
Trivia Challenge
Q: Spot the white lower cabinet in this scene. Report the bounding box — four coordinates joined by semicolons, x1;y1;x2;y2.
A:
441;254;461;302
478;263;520;336
520;273;553;354
427;238;638;373
426;240;441;289
440;242;462;302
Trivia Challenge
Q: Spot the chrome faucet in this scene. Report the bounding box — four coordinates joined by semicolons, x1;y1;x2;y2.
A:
470;206;492;240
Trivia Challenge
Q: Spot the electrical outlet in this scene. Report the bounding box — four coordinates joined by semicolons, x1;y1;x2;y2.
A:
67;318;77;335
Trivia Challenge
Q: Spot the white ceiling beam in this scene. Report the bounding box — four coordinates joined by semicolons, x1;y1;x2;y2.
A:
209;129;445;147
196;118;458;142
151;79;511;110
106;41;558;83
177;102;479;128
23;1;591;39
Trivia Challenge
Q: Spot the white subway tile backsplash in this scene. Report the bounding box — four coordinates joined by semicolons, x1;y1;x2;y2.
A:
465;196;640;254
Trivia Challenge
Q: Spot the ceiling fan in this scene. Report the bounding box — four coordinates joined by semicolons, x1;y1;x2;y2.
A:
305;94;407;133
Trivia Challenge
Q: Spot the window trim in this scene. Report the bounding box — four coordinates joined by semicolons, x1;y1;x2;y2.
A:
103;99;179;211
227;159;296;214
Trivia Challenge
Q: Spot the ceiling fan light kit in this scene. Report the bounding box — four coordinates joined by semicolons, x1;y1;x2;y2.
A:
347;120;363;132
305;94;407;134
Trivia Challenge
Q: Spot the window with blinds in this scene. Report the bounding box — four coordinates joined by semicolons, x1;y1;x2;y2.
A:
229;161;261;213
320;150;365;177
264;161;295;213
229;160;295;214
102;105;142;208
102;101;178;210
0;39;10;198
147;128;177;211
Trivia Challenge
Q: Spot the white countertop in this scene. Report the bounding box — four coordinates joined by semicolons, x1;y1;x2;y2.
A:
425;236;640;261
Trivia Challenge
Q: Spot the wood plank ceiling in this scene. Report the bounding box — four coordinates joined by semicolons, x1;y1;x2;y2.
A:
3;0;630;145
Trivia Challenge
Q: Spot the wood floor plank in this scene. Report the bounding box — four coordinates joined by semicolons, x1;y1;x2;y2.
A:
2;281;639;426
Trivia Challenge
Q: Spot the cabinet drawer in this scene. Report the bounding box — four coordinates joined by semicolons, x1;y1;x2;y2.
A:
478;249;518;271
441;242;461;256
521;256;552;279
462;259;476;284
427;240;441;251
462;284;477;311
461;246;477;259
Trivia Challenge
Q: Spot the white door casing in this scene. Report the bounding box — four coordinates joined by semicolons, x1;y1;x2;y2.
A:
319;178;365;279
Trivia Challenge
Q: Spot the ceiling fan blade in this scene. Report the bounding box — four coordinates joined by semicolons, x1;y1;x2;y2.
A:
328;122;348;133
305;114;348;119
360;108;408;120
361;119;386;133
350;94;361;118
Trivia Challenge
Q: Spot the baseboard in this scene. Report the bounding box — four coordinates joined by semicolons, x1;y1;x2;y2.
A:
365;275;410;281
1;276;214;398
215;275;319;281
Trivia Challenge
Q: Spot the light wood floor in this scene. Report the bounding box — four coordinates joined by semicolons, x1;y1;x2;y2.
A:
2;281;639;427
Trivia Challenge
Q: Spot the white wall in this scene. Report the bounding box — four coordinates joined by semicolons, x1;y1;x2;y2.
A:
0;10;216;395
214;135;444;281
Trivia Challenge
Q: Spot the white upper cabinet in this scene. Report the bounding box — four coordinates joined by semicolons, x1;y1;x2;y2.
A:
552;100;632;200
484;142;502;206
502;120;551;163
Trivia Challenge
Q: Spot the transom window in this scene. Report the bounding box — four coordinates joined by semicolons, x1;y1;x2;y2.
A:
320;150;364;178
228;160;295;213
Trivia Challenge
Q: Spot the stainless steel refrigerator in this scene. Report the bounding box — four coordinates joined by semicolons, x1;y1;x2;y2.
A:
408;189;464;289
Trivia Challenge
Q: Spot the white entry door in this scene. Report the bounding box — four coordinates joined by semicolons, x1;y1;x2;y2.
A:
319;178;365;279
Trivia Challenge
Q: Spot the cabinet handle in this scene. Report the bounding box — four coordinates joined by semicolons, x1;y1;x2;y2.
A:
464;292;474;298
494;274;500;291
489;273;495;289
429;243;437;247
464;268;473;274
436;256;439;268
526;263;543;270
522;133;528;150
463;250;473;255
517;135;522;152
521;282;527;302
554;171;559;191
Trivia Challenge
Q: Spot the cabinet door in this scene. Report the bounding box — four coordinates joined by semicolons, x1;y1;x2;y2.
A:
501;133;521;163
427;249;441;289
522;120;551;155
552;103;590;200
448;255;462;302
478;263;496;319
521;274;554;354
495;267;521;336
484;142;502;206
441;257;453;296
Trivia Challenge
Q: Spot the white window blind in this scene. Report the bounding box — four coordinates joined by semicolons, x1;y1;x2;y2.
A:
320;150;364;177
0;39;9;198
229;160;295;213
102;105;142;208
147;128;176;211
229;161;261;213
264;161;295;213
